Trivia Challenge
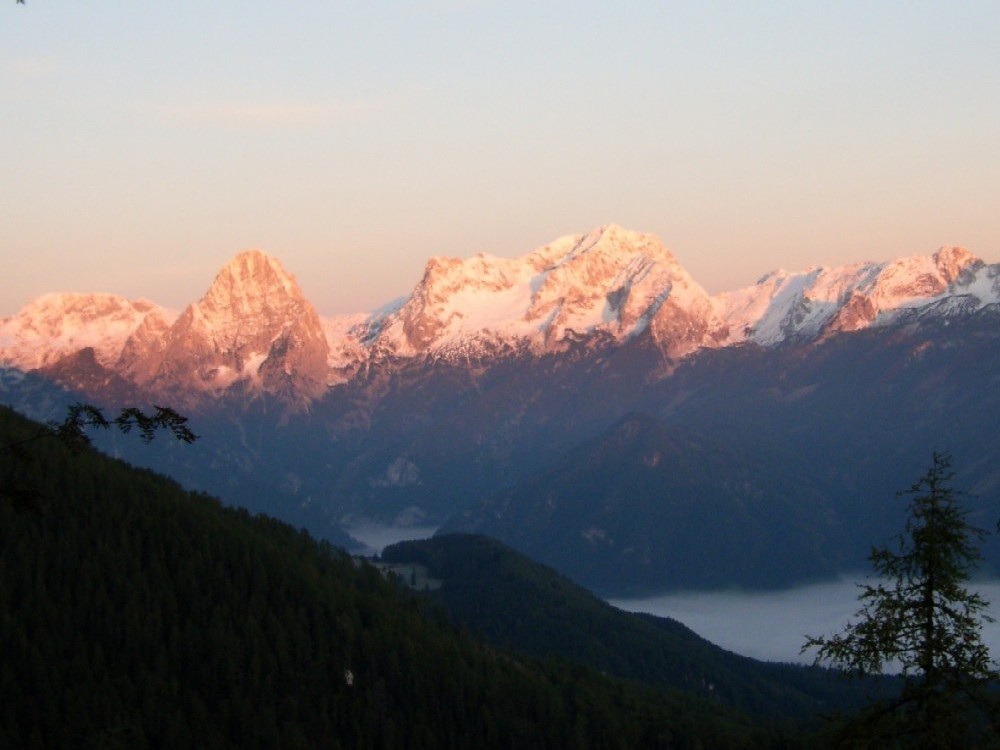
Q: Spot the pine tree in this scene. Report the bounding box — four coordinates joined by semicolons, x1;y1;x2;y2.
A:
804;452;999;748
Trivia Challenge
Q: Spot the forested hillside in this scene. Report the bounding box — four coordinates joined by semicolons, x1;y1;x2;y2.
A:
382;534;885;723
0;405;801;749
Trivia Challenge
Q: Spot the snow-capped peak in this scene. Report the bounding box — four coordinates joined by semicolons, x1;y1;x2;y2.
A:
2;230;996;409
369;225;719;358
0;292;174;371
714;245;987;345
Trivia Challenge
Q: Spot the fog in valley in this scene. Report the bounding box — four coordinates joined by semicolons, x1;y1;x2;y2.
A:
355;524;1000;668
347;524;440;556
611;579;1000;667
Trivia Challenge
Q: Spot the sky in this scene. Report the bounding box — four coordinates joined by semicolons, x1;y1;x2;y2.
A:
2;1;998;316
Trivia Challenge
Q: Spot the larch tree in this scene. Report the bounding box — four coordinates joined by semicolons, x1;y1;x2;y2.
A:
804;452;999;748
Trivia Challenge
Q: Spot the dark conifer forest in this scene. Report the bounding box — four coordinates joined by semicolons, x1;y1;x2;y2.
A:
1;405;810;749
382;534;884;723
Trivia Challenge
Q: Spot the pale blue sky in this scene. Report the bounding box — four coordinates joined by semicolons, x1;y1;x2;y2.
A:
3;2;998;315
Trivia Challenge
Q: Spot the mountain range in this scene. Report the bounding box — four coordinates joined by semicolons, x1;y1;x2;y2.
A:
3;225;996;406
2;225;998;591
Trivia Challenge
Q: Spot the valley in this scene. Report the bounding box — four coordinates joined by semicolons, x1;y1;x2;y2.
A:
2;226;998;594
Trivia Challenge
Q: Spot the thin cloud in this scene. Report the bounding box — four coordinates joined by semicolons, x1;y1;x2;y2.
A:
154;99;375;129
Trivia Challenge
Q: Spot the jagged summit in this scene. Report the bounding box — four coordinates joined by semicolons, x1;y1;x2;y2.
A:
198;249;303;321
933;245;978;283
171;249;311;350
124;249;330;406
715;245;990;345
369;224;719;358
1;230;998;409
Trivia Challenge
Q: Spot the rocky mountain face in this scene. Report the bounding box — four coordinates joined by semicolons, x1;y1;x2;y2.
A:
2;226;999;592
716;245;993;345
362;225;724;360
442;412;847;592
0;293;173;371
2;251;330;410
2;225;997;409
132;250;331;408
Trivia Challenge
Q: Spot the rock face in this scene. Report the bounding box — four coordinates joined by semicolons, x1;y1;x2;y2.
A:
0;252;330;409
357;229;997;367
714;245;988;346
130;250;330;406
1;228;998;410
116;307;175;384
368;225;722;359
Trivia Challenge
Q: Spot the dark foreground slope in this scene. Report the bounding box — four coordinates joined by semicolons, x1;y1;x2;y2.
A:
0;406;799;750
382;534;887;724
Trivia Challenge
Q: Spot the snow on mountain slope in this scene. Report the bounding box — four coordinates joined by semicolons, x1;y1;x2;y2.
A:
714;246;990;345
949;256;1000;307
369;224;721;358
1;229;996;408
322;312;374;383
0;293;175;370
